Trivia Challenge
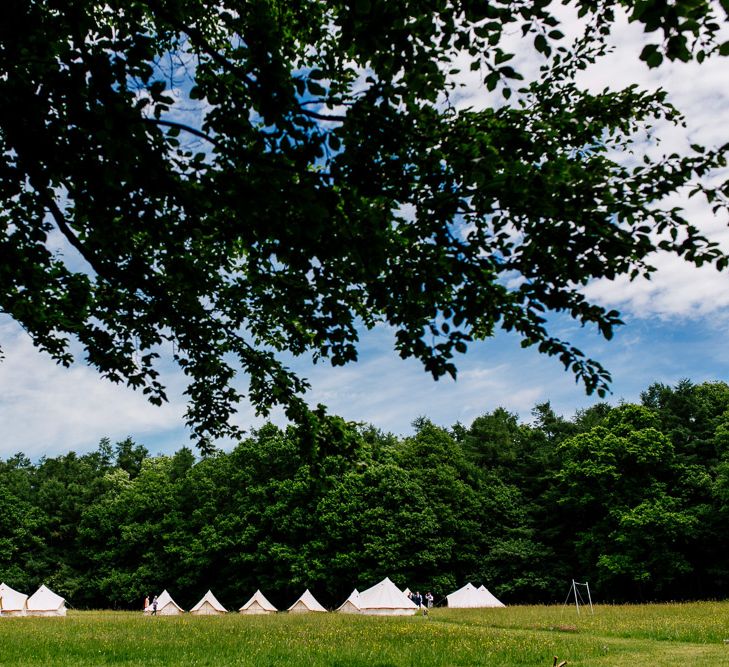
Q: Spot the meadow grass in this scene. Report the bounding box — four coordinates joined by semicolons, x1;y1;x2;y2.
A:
2;603;729;665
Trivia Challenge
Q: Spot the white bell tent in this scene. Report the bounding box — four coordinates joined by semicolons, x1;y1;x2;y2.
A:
336;589;361;614
0;582;28;616
190;590;227;615
447;583;505;608
144;589;184;615
239;589;278;615
357;577;418;616
287;589;327;613
26;585;67;616
477;584;505;607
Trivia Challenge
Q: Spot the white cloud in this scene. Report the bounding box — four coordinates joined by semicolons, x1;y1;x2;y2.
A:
442;5;729;323
582;250;729;320
0;319;187;459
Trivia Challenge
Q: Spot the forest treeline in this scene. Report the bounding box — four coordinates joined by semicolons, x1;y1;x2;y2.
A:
2;379;729;610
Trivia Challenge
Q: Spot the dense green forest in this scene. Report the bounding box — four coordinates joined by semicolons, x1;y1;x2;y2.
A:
2;379;729;610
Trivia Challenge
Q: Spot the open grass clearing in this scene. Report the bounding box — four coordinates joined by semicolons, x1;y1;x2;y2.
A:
2;603;729;665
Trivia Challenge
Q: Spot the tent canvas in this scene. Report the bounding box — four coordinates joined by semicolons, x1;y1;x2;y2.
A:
357;577;417;616
239;589;277;614
144;589;184;615
446;582;483;608
287;589;327;613
0;582;28;616
402;587;411;597
477;584;505;608
336;589;361;614
26;585;66;616
447;583;505;608
190;590;227;615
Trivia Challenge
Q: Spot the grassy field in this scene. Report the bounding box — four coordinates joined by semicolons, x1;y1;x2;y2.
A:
2;603;729;666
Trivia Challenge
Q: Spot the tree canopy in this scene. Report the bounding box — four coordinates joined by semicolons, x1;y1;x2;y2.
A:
2;0;728;448
3;379;729;607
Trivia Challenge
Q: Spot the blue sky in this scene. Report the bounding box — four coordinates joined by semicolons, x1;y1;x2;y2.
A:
1;8;728;459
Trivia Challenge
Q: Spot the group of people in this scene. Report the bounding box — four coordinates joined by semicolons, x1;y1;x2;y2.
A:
408;591;433;609
143;595;158;615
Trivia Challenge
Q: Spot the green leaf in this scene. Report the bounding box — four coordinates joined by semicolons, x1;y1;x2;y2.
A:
640;44;663;67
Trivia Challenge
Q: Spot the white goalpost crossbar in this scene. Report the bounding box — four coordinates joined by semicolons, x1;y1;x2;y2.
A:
563;579;593;615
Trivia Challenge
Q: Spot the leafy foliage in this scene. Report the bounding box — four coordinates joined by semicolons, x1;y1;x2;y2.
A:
1;1;728;447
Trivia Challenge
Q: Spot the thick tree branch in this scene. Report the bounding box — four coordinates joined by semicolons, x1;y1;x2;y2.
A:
40;188;117;283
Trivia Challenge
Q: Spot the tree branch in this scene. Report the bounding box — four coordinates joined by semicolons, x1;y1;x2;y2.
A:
142;117;226;151
142;0;257;89
40;189;115;283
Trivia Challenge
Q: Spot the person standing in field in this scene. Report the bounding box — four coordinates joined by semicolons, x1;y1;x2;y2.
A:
426;592;433;608
152;595;158;616
144;595;149;611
